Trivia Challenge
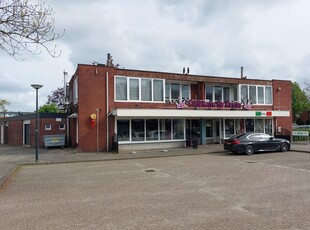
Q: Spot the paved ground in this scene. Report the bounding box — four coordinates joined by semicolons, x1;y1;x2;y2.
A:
1;149;310;229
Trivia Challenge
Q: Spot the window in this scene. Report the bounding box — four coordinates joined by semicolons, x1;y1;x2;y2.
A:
141;79;151;101
205;85;213;101
165;83;190;101
214;86;222;101
241;85;248;102
182;85;189;99
45;124;51;130
254;119;264;133
258;86;264;104
129;78;139;100
117;120;129;141
59;124;65;130
117;119;186;143
160;119;171;140
171;83;180;100
131;119;144;141
206;120;213;138
225;119;235;138
245;119;254;133
146;119;158;141
73;77;78;104
153;80;163;101
165;83;170;101
115;76;164;102
173;119;184;140
249;86;256;104
265;86;272;104
240;85;273;105
116;77;127;100
265;119;272;135
223;87;230;102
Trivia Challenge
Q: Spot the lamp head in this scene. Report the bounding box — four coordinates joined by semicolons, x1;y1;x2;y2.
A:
31;84;43;90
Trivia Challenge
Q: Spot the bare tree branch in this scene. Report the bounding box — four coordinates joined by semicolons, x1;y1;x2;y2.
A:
0;0;64;59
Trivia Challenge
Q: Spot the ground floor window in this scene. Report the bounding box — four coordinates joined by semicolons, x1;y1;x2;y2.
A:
117;120;130;141
117;118;185;142
206;120;213;138
224;118;273;139
186;120;200;138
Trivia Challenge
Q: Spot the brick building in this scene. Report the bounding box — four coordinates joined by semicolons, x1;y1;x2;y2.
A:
67;60;292;153
0;113;67;148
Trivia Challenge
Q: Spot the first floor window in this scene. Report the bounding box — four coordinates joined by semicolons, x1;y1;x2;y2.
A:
171;83;180;100
116;77;127;100
153;80;164;101
206;85;213;101
117;120;129;141
141;79;152;101
45;124;51;130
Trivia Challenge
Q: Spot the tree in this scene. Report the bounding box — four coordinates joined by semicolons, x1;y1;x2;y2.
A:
0;0;64;58
38;103;59;113
292;82;310;119
0;99;10;112
47;87;64;109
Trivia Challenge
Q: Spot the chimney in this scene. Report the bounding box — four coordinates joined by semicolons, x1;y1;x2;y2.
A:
241;67;243;79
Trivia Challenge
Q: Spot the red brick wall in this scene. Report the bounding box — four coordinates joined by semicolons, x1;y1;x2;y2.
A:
272;80;292;135
73;65;293;152
7;121;23;145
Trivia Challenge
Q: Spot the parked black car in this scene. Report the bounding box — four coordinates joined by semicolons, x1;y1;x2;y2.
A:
224;133;290;155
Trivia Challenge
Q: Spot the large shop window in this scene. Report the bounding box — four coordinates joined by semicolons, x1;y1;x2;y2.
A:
206;120;213;138
117;120;130;141
115;76;164;102
117;119;185;143
225;119;273;138
240;85;273;105
132;119;145;141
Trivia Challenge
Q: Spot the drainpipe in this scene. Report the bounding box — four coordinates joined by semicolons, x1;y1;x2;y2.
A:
95;108;99;152
106;71;109;151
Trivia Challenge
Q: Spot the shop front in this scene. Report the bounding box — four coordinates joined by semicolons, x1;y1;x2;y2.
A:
112;109;289;152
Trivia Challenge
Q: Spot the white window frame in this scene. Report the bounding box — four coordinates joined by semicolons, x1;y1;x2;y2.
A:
45;124;51;130
115;76;165;103
165;82;191;101
239;85;273;105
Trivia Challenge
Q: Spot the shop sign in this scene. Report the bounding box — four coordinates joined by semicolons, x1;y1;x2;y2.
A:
168;98;252;110
255;111;272;116
292;131;309;136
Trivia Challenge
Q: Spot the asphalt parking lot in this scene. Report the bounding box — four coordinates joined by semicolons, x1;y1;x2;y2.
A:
1;150;310;230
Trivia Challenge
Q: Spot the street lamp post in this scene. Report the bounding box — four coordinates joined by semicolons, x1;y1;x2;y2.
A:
31;84;43;162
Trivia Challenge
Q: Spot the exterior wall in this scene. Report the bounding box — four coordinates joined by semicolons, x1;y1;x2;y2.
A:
7;120;23;145
0;113;67;148
68;64;293;152
272;80;292;136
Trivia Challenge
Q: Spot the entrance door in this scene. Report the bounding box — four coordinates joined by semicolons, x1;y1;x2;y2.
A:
214;120;220;143
24;124;30;145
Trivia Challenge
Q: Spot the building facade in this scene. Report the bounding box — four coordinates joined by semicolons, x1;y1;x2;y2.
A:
67;63;292;153
0;113;67;148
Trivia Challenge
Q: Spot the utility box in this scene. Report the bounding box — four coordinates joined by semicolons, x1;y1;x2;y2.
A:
44;134;65;149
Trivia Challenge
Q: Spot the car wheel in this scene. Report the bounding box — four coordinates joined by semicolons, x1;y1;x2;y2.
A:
245;145;254;155
280;143;289;152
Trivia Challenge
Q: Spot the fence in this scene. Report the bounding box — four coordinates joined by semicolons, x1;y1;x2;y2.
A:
292;125;310;144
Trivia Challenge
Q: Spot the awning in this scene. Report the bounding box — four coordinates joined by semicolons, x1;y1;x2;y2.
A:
112;109;290;118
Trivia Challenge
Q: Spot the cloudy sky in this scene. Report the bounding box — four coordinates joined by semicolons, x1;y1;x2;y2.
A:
1;0;310;112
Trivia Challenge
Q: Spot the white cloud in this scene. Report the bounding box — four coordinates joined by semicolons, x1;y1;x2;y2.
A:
1;0;309;111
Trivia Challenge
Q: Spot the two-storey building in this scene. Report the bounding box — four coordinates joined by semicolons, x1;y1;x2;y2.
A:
67;62;291;153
